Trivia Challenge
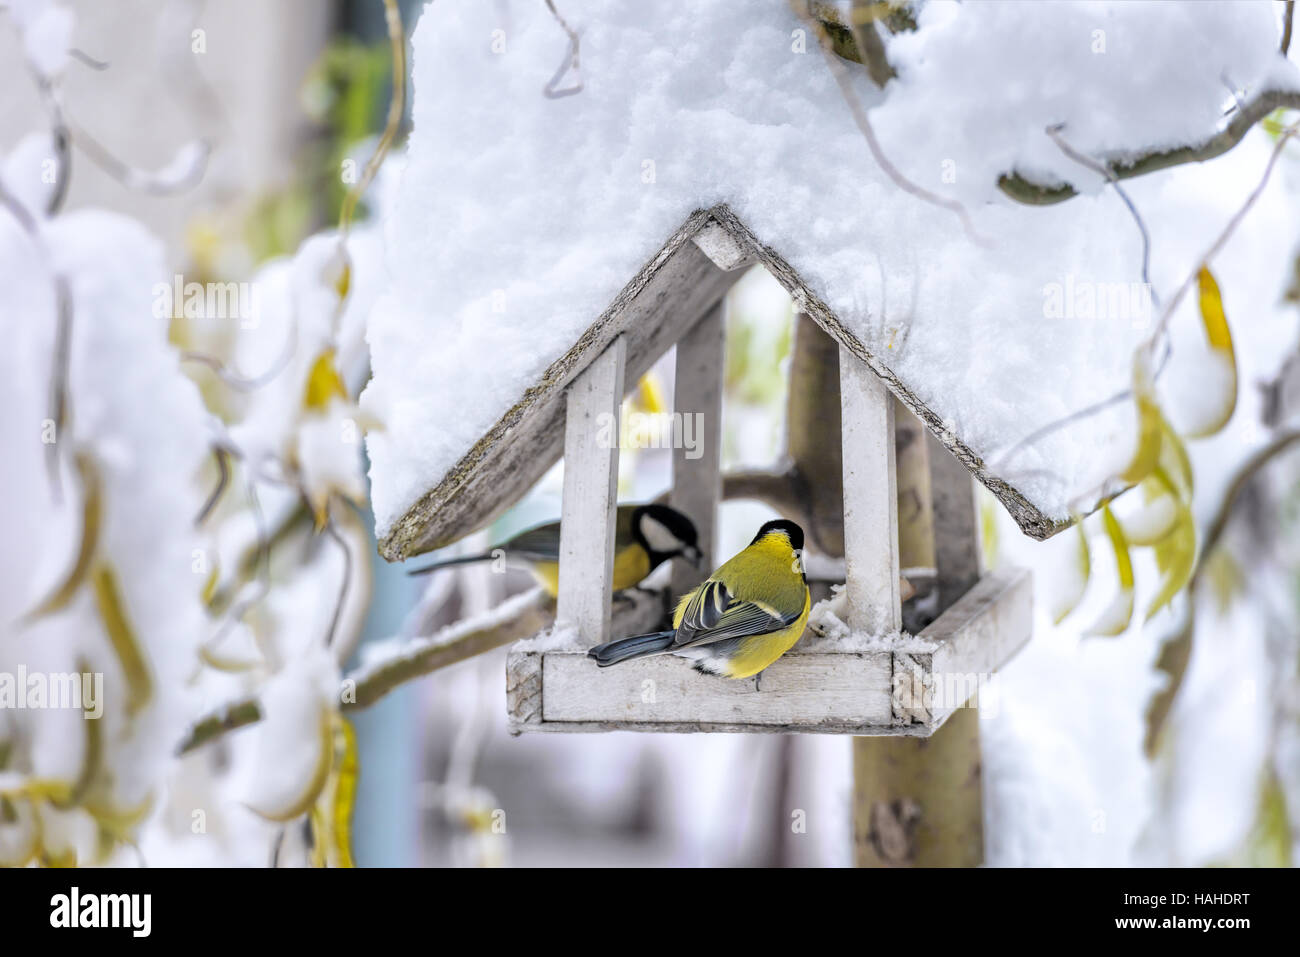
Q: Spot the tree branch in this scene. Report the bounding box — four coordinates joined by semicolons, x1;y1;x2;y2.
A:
1000;86;1300;205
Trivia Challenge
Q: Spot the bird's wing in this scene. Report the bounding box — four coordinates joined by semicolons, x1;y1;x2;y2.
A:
499;506;635;562
499;521;562;562
672;579;802;648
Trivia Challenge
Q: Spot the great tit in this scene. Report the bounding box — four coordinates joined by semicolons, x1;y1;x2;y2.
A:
588;519;810;679
406;503;702;598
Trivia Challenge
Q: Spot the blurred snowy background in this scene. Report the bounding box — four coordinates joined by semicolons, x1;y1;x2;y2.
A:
1;0;1297;867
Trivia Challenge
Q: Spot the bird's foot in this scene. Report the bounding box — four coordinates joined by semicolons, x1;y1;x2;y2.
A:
753;670;766;692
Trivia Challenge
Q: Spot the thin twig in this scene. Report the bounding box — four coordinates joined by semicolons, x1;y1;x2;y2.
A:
195;444;231;526
337;0;405;242
68;48;109;71
1283;1;1295;57
321;508;353;651
1001;86;1300;204
180;319;298;391
543;0;583;98
1047;123;1159;305
36;78;71;216
68;120;209;195
797;1;991;247
0;182;73;502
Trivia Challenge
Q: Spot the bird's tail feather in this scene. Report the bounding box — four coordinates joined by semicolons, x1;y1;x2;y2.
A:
588;630;676;667
405;553;494;576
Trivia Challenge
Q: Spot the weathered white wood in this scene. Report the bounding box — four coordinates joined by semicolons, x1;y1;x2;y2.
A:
670;300;725;599
928;430;982;614
691;221;754;271
507;581;665;728
556;337;626;647
839;348;901;636
506;567;1031;735
543;650;892;728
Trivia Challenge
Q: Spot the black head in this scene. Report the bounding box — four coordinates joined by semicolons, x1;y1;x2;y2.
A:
750;519;804;551
632;504;703;568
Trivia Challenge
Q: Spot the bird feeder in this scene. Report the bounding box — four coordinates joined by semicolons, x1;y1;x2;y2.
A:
499;207;1033;735
378;205;1034;737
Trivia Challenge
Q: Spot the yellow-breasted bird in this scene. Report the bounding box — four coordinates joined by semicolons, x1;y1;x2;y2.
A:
588;519;810;679
406;504;702;597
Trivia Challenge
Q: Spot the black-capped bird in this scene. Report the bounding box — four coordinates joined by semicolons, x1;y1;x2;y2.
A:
406;503;702;598
588;519;810;679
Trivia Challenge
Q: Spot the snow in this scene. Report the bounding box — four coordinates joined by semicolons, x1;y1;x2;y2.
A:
803;583;937;653
0;194;213;857
363;0;1298;539
3;0;74;78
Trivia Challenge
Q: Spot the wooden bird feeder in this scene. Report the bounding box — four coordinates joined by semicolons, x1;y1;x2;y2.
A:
379;205;1036;743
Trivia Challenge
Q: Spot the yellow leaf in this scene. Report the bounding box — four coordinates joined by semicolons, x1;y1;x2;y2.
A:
91;564;153;717
24;453;102;621
1118;478;1180;546
1239;768;1293;867
329;718;358;868
632;372;668;416
1120;354;1162;485
1146;475;1196;621
57;667;103;809
0;796;39;867
303;348;348;410
200;560;220;605
1084;504;1134;637
1157;419;1194;501
1050;521;1091;625
1185;267;1238;438
335;260;351;301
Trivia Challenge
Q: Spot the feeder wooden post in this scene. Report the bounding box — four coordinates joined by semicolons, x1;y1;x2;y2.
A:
850;411;986;868
928;432;981;609
556;336;626;647
670;299;725;600
839;348;901;635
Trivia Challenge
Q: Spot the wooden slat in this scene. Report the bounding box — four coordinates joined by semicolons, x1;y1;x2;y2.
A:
839;347;901;635
670;300;724;600
691;221;755;271
541;650;893;729
557;337;626;647
928;430;982;613
506;567;1031;735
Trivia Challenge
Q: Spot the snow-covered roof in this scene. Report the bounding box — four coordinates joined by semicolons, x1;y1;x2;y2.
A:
361;0;1297;560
